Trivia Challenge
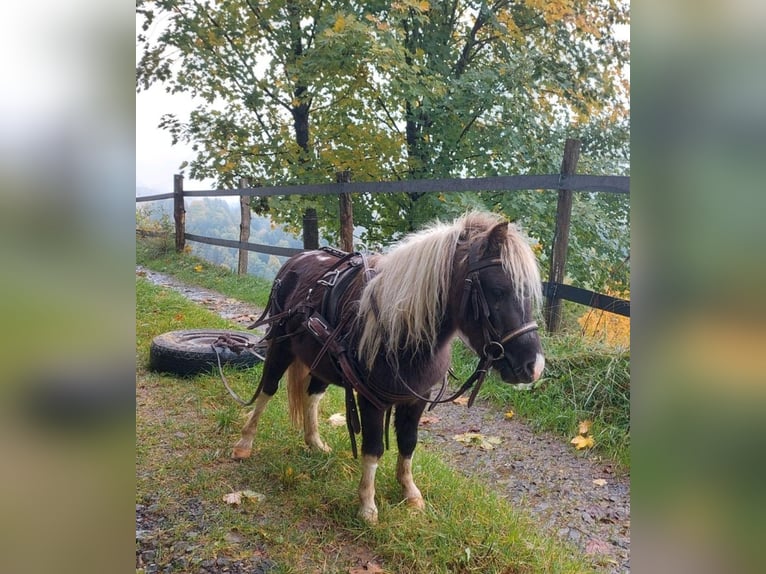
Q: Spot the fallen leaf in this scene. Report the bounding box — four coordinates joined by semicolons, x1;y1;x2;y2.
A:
453;432;502;451
452;396;469;406
224;529;246;544
194;264;204;272
241;490;265;502
223;490;265;505
584;538;612;555
223;491;242;505
173;313;184;321
571;435;595;450
349;561;385;574
577;419;593;435
419;415;440;425
504;410;514;419
328;413;346;427
592;478;608;486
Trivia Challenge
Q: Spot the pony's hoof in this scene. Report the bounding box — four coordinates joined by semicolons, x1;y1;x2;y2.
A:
307;439;332;453
358;506;379;524
406;496;425;510
231;446;252;460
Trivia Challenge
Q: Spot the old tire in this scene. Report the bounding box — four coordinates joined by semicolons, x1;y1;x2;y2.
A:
149;329;264;376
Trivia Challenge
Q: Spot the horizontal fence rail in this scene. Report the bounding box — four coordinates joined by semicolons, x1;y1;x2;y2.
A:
136;173;628;203
542;282;630;317
136;192;174;202
135;144;630;329
183;233;304;258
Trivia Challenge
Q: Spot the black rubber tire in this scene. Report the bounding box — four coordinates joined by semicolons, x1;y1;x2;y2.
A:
149;329;264;376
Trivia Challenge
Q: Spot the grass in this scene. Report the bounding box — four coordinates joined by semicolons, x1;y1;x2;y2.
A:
137;277;598;573
136;234;630;469
136;232;272;307
475;332;630;470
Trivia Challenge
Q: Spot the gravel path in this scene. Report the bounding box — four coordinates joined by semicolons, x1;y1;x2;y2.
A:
137;266;630;572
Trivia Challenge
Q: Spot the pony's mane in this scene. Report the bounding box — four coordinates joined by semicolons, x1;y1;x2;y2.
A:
357;212;542;371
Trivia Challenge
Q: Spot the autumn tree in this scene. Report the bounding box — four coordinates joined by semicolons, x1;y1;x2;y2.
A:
137;0;629;289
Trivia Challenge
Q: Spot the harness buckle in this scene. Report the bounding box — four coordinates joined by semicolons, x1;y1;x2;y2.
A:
318;269;340;287
306;315;329;338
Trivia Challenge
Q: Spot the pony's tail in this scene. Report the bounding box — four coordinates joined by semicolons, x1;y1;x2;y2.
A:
286;360;310;429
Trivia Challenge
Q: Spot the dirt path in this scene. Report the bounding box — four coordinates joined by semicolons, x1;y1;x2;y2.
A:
137;266;630;573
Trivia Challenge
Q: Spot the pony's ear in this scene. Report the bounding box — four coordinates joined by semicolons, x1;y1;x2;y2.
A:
483;221;509;257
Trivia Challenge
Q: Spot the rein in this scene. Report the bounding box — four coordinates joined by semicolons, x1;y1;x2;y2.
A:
210;334;267;406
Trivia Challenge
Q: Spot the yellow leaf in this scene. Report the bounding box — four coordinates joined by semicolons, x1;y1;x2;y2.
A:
578;419;592;436
194;264;203;272
418;1;430;11
334;14;345;33
452;396;469;406
453;432;502;451
504;411;515;419
571;435;595;450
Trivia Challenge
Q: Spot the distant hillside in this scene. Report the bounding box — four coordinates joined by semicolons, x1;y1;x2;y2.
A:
137;188;307;280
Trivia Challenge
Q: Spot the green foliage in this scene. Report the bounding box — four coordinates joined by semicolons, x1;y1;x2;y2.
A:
137;0;630;291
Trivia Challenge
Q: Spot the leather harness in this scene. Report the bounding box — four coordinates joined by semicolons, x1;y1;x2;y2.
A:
243;246;538;458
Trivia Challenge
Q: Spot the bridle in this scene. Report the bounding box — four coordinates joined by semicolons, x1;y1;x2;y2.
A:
459;255;539;369
387;251;539;411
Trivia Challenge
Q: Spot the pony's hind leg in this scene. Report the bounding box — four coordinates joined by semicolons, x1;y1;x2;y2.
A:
394;401;428;510
304;376;331;452
231;341;292;460
285;361;331;452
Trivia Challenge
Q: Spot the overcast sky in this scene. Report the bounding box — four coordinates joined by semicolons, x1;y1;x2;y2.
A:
136;86;216;193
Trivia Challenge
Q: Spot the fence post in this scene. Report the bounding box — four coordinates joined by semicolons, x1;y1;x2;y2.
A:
173;174;185;253
543;138;581;333
238;178;251;275
337;170;354;252
303;208;319;250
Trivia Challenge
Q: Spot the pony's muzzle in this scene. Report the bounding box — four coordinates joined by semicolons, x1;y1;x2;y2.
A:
498;351;545;388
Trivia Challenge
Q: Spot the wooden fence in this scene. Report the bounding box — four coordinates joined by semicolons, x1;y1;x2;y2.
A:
136;140;630;330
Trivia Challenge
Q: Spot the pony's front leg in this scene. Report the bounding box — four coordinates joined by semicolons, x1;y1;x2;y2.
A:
394;401;428;510
358;397;385;524
232;393;272;459
232;345;291;460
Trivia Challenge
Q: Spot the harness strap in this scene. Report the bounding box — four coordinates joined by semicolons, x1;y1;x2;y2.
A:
210;335;267;406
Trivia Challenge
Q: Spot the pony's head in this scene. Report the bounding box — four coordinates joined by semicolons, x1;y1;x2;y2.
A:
453;213;545;388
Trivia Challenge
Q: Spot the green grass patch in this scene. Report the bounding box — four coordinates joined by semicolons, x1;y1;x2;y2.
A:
451;333;630;469
136;234;272;308
137;278;598;573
